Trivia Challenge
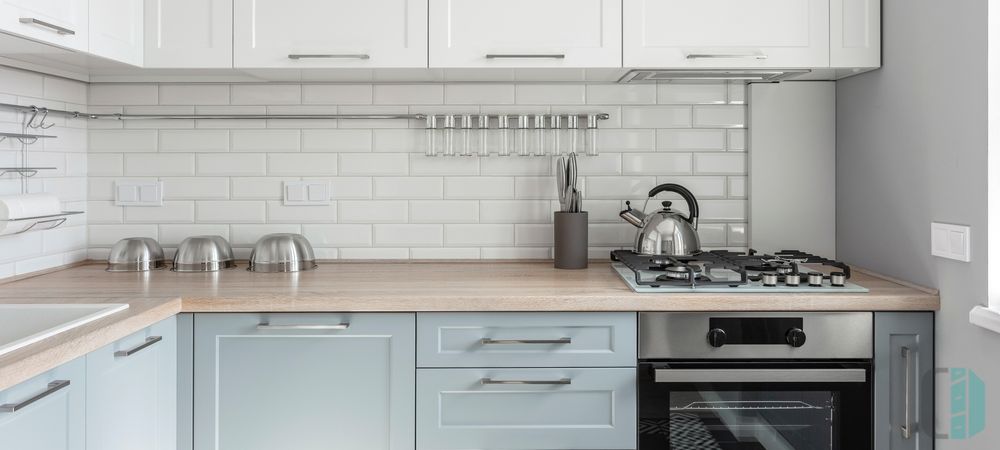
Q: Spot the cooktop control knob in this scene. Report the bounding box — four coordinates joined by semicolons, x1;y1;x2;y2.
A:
785;328;807;347
707;328;727;348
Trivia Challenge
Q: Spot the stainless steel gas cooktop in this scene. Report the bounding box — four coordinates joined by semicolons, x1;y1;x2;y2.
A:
611;249;869;293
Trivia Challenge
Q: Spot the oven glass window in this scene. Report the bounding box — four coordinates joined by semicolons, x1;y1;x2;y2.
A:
643;390;837;450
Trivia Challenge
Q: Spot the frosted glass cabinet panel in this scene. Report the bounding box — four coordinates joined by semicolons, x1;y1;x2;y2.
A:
234;0;428;68
144;0;233;68
193;313;416;450
429;0;622;68
623;0;830;68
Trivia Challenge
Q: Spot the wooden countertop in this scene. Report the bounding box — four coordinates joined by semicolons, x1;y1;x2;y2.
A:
0;261;938;390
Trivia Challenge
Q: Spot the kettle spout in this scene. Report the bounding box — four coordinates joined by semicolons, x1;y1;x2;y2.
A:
619;201;645;227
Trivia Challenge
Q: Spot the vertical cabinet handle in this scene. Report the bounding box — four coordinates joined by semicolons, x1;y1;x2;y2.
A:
0;380;71;413
900;346;914;439
115;336;163;358
18;18;75;35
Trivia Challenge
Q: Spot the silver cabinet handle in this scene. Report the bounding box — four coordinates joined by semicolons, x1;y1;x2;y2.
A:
686;53;767;60
18;18;75;35
900;346;914;439
481;378;571;385
257;322;350;330
114;336;163;358
0;380;70;413
655;368;867;384
480;337;572;345
485;54;566;59
288;54;370;60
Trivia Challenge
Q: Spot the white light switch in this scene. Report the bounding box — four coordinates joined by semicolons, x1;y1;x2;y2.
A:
284;181;330;206
931;222;971;262
115;181;163;206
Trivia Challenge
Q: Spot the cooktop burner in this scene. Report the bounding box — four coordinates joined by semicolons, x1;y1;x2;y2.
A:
611;249;869;293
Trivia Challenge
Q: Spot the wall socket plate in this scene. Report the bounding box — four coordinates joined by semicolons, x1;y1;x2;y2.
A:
115;181;163;206
931;222;971;262
283;181;331;206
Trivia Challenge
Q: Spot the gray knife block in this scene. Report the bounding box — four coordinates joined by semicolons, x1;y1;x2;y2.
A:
554;211;588;269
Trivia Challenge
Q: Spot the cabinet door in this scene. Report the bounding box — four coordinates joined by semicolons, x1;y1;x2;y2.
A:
428;0;621;68
194;313;416;450
89;0;142;65
87;316;177;450
417;368;636;450
623;0;830;68
0;0;88;51
233;0;427;68
874;312;933;450
0;358;85;450
830;0;880;68
143;0;232;68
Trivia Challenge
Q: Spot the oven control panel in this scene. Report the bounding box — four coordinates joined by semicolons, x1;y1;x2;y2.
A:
706;317;806;348
639;312;874;360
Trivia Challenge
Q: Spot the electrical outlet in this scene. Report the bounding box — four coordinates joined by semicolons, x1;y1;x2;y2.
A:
931;222;971;262
115;181;163;206
284;181;331;206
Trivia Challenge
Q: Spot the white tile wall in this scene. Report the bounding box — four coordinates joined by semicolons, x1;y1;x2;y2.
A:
0;67;88;280
83;81;749;260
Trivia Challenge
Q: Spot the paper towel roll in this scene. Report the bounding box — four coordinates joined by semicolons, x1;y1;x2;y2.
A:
0;194;63;236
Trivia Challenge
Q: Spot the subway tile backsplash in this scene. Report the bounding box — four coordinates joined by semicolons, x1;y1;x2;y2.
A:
83;81;749;260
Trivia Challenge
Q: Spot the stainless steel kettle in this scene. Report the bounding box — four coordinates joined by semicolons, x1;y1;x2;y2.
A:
619;183;701;256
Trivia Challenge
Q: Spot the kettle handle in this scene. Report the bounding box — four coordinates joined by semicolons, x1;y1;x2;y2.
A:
647;183;700;227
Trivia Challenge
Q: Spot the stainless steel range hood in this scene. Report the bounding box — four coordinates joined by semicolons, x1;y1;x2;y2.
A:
618;69;811;83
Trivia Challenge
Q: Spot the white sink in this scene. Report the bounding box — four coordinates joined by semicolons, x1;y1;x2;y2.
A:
0;303;129;357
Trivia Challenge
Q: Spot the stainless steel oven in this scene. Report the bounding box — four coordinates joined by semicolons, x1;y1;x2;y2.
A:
638;312;874;450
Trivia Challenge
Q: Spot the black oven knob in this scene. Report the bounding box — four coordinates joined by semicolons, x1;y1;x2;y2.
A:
707;328;727;348
785;328;807;347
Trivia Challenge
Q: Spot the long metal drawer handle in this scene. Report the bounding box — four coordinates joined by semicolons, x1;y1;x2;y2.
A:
0;380;71;413
480;337;572;345
685;53;767;60
900;346;914;439
288;54;370;60
114;336;163;358
18;18;75;35
481;378;571;385
655;368;867;384
257;322;350;330
485;54;566;59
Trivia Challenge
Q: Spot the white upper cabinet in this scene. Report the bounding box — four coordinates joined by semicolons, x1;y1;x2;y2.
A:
830;0;880;68
89;0;142;65
0;0;89;52
233;0;427;68
429;0;622;68
144;0;232;68
623;0;830;68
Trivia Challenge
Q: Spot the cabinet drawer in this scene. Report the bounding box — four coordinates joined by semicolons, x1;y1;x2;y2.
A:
417;368;636;450
0;357;85;450
417;313;636;367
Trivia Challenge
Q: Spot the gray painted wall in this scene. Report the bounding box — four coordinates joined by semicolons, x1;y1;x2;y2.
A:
837;0;997;447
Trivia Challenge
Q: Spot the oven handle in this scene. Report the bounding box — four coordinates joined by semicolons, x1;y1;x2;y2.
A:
654;368;867;384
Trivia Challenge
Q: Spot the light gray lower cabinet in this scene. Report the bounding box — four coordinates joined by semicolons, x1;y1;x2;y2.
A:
87;316;177;450
193;313;416;450
0;357;85;450
875;312;934;450
417;368;637;450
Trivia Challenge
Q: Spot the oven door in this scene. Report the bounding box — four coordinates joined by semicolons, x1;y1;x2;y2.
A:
638;361;872;450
